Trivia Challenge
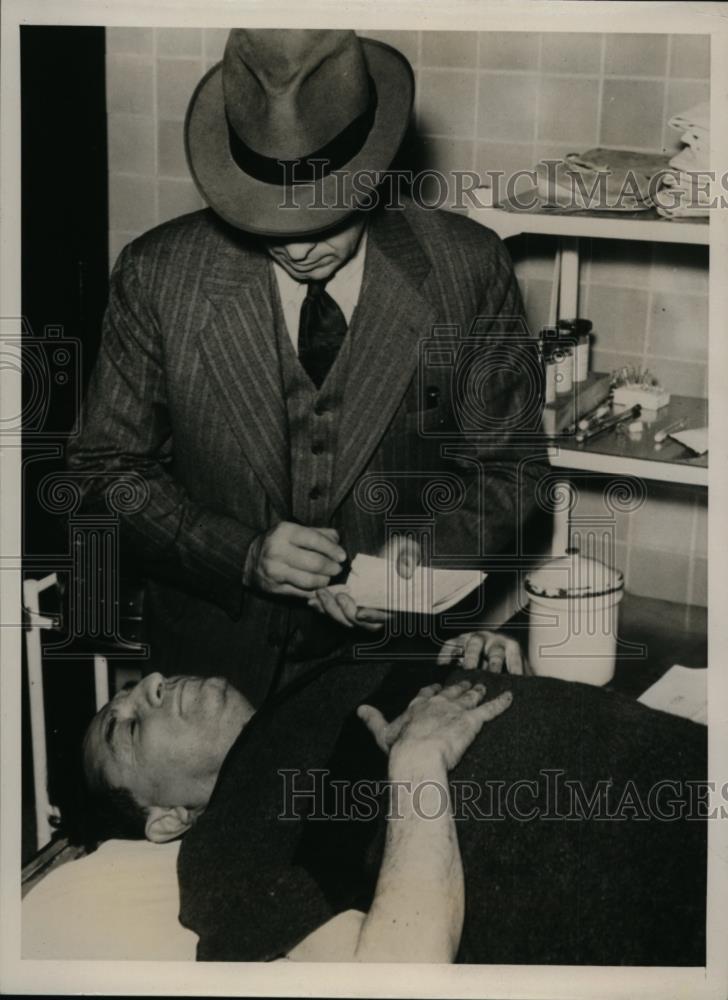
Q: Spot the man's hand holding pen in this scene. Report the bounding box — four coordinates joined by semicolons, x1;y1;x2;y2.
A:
246;523;423;632
245;522;346;598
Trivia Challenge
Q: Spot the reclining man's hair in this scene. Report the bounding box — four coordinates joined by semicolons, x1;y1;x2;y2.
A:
57;740;147;851
85;780;148;845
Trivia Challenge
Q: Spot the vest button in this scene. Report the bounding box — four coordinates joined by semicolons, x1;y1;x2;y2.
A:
311;441;325;455
314;401;328;416
309;485;322;501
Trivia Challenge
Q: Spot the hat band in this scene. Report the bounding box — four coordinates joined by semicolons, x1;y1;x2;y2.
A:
226;75;378;186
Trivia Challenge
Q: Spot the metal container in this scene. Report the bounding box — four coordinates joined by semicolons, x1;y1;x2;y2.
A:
573;333;590;382
525;549;624;686
553;347;573;395
544;355;557;404
558;318;592;383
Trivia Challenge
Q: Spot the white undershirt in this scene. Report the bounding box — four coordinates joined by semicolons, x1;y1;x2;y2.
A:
270;229;367;350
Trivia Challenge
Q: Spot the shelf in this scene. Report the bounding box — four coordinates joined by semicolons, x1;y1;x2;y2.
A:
548;395;708;487
466;192;709;497
548;446;707;486
467;193;709;245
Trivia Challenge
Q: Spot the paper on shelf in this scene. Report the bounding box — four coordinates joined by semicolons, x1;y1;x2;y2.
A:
637;664;707;725
669;427;708;456
328;553;485;614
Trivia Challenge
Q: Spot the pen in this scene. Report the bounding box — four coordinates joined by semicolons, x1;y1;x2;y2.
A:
654;417;687;444
575;404;641;444
577;402;611;431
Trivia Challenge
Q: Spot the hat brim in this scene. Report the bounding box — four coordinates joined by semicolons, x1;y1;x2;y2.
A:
184;38;414;237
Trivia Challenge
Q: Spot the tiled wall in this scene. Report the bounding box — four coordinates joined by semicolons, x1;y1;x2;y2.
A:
105;28;709;610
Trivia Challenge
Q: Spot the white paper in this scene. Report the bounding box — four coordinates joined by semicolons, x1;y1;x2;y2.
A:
669;427;708;455
329;553;485;614
637;664;707;725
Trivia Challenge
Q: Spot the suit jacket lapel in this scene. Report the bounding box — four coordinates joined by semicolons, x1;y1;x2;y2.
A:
198;234;291;518
331;210;437;513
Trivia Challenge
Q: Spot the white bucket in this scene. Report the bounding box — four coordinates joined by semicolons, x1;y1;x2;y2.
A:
526;551;624;686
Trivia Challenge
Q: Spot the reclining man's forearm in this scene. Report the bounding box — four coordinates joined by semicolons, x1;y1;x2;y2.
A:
286;681;513;963
351;748;463;963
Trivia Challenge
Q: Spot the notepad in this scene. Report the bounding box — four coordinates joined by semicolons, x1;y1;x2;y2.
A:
329;553;485;614
637;665;707;725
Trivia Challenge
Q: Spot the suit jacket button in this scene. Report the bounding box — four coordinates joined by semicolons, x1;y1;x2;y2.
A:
314;401;328;416
309;485;322;501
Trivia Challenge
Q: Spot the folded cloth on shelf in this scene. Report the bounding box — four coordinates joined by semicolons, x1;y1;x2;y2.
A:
668;100;709;133
656;170;712;218
535;149;672;212
667;101;709;173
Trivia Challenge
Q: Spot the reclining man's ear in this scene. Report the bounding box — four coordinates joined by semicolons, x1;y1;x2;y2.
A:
145;805;199;843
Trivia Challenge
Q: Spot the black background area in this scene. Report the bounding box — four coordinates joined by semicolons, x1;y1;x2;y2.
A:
20;25;108;862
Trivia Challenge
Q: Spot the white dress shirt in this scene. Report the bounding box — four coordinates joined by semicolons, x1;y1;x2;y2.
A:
271;229;368;350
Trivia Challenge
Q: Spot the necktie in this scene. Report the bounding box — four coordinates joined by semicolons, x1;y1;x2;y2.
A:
297;280;348;390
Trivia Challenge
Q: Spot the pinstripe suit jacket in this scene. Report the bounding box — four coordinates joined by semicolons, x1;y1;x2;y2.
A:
67;199;547;705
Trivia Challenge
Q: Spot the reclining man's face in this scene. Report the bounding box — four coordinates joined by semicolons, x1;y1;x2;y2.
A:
264;215;366;283
83;674;253;838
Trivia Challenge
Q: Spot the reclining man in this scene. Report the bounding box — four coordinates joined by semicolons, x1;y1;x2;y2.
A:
81;633;707;966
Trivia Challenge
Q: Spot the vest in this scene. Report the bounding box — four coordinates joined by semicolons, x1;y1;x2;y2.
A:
270;272;357;677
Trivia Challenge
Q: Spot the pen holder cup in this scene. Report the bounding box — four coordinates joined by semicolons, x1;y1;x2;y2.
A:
525;552;624;686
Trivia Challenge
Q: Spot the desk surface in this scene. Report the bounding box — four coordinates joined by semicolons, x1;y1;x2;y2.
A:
609;592;707;698
552;395;708;472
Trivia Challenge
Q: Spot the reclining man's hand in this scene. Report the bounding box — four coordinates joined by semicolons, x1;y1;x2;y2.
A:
308;534;422;632
358;680;513;768
438;630;527;675
247;522;346;597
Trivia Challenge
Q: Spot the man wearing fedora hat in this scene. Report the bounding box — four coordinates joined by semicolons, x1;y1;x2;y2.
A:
67;29;547;706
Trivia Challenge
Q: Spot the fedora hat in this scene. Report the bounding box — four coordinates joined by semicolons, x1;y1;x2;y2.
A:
185;29;414;237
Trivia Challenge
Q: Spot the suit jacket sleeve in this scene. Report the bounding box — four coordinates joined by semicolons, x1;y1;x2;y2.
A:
66;245;257;618
431;236;548;561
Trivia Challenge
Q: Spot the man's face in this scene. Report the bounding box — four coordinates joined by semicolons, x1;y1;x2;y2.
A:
264;215;366;282
83;674;253;811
